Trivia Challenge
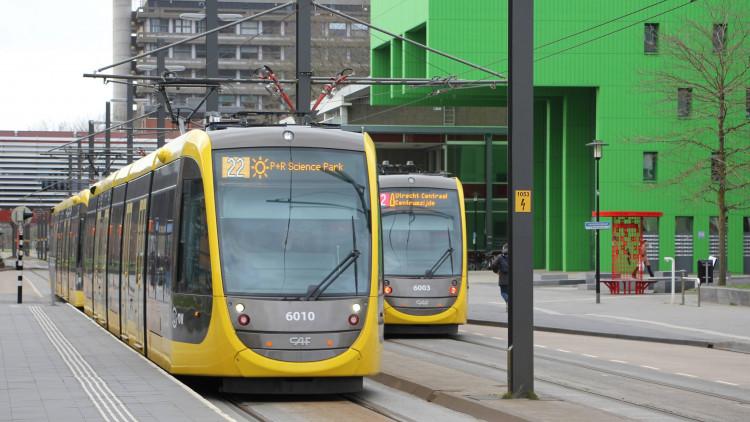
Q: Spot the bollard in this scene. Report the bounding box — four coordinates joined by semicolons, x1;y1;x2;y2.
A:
664;257;675;304
16;229;23;304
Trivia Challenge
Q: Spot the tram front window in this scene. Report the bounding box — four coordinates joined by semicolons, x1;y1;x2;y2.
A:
214;148;371;298
381;189;462;277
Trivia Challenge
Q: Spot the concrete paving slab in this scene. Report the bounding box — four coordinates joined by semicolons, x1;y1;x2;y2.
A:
0;267;234;422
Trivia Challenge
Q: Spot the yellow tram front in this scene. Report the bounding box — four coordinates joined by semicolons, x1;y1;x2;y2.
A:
207;127;382;393
379;174;468;334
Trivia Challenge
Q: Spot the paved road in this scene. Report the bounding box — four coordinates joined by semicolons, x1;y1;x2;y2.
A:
469;271;750;350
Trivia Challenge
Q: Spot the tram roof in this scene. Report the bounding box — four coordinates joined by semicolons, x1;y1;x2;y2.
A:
379;173;458;190
208;125;366;151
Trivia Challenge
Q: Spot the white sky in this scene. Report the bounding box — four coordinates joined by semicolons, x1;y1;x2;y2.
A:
0;1;113;130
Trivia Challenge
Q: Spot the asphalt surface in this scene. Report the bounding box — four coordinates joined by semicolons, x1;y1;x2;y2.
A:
468;271;750;351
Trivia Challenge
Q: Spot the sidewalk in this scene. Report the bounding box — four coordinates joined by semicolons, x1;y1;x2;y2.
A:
0;265;232;422
469;271;750;352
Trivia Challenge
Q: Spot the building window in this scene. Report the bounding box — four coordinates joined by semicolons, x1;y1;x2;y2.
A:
328;22;348;37
218;45;237;60
240;21;259;35
644;23;659;53
351;23;368;37
150;18;169;33
713;23;727;53
174;19;192;34
262;21;281;35
643;152;657;181
220;22;236;34
678;88;692;118
193;69;206;78
240;46;259;60
219;69;236;79
263;46;282;60
196;20;206;34
240;95;261;110
195;44;206;59
172;44;192;59
219;95;236;107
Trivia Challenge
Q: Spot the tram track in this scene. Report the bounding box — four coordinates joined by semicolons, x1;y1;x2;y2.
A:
224;391;401;422
454;331;750;407
386;336;749;422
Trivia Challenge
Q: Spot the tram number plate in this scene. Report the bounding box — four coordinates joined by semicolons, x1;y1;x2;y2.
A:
413;284;431;292
286;311;316;321
222;157;250;178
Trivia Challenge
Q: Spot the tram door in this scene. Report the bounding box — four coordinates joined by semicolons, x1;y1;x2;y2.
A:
744;217;750;274
675;217;693;273
122;174;151;352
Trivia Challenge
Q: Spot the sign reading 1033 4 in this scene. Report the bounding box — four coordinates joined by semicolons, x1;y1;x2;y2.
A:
514;190;531;213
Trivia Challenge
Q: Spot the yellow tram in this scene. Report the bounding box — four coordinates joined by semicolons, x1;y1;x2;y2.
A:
379;174;468;334
50;126;383;393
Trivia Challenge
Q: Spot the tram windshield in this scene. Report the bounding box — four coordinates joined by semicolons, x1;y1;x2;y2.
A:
214;148;371;297
381;188;462;277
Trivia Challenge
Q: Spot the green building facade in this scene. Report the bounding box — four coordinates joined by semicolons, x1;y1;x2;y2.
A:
370;0;750;274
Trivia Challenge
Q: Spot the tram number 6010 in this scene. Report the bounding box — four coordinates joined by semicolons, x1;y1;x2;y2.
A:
286;311;316;322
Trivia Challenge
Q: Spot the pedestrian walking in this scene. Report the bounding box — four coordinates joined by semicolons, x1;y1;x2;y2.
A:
491;243;510;310
632;239;654;278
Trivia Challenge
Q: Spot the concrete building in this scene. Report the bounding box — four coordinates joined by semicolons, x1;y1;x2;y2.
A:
368;0;750;274
116;0;370;121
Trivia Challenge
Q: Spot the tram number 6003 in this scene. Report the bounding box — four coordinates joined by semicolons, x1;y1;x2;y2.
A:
413;284;431;292
286;311;316;322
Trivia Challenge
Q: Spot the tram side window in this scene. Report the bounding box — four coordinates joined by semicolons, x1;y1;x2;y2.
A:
147;161;180;302
72;205;83;289
176;159;211;295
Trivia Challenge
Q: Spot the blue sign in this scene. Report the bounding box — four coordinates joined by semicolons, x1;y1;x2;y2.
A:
584;221;611;230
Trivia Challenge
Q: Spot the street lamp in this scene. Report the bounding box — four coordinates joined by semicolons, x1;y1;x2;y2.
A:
586;140;608;304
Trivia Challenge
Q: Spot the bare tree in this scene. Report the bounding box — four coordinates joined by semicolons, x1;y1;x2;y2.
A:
643;1;750;285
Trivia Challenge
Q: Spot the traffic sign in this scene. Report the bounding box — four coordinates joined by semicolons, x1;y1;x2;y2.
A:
11;206;33;225
584;221;611;230
514;190;531;213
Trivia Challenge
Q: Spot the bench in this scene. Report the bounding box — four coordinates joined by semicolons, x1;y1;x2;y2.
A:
601;278;658;295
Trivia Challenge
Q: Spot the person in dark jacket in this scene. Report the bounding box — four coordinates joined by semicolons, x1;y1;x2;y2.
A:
491;243;510;310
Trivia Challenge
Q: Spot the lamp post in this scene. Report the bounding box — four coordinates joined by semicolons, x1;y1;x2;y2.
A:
587;140;608;304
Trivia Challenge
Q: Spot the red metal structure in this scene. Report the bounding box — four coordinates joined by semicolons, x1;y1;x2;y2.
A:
592;211;663;294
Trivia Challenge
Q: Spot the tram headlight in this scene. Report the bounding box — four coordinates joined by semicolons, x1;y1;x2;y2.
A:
384;285;393;295
282;130;294;142
352;303;361;313
348;314;360;325
238;314;250;326
449;286;458;296
235;303;245;313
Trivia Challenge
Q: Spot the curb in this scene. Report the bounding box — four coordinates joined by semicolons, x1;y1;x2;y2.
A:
371;372;529;422
467;318;716;349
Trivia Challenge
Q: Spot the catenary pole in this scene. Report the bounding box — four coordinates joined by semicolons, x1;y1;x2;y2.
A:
206;0;219;113
157;49;166;147
126;80;134;164
296;0;312;119
508;0;534;397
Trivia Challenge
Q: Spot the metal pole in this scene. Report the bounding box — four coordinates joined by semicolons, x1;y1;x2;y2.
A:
508;0;534;397
296;0;312;119
596;157;601;304
205;0;219;113
77;130;83;191
67;152;73;195
485;133;494;253
105;102;111;172
126;80;134;164
157;49;166;147
17;225;23;304
88;120;95;183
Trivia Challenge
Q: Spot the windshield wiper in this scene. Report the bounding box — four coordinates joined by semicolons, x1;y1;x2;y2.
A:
305;217;361;300
424;247;454;278
424;228;455;278
322;169;370;229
